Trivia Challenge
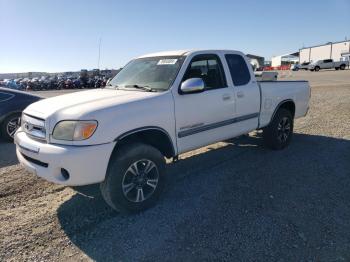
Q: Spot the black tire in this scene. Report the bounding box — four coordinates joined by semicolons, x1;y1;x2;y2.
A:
100;143;166;213
0;113;21;141
340;64;346;70
335;67;339;70
262;108;294;150
314;66;320;72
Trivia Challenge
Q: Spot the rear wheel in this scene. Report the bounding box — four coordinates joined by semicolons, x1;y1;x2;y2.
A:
263;108;293;150
1;113;21;141
100;143;165;213
340;64;346;70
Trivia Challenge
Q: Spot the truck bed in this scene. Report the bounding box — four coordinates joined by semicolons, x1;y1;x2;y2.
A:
257;80;310;128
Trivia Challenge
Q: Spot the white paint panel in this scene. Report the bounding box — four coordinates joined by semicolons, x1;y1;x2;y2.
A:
299;48;310;63
331;41;350;61
310;45;331;62
271;56;281;67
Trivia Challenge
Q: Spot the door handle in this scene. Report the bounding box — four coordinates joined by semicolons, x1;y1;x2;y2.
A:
222;94;231;101
237;91;244;98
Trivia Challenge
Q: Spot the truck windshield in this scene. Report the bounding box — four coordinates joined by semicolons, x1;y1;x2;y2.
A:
108;56;185;91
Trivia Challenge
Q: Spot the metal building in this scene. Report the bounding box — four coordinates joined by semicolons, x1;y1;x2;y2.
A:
299;40;350;63
246;54;265;69
271;52;299;67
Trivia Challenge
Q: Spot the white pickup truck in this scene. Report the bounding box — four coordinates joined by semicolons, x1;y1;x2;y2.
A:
308;59;349;71
15;50;310;212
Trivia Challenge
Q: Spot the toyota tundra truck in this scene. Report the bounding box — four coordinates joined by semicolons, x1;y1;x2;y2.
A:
14;50;310;212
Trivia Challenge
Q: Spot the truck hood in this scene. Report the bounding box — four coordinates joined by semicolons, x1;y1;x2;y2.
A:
24;88;159;119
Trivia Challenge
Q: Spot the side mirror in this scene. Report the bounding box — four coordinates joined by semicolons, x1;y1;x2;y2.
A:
180;78;204;94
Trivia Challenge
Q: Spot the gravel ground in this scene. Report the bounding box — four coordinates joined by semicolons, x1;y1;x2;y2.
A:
1;70;350;261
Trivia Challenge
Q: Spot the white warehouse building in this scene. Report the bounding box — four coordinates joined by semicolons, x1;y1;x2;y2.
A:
299;40;350;63
271;52;299;67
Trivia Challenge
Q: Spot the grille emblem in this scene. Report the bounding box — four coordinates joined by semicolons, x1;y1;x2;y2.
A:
24;122;34;131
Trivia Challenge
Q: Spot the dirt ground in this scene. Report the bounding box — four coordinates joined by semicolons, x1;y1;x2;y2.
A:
1;70;350;261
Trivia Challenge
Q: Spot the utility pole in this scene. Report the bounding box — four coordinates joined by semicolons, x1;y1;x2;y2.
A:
98;37;102;70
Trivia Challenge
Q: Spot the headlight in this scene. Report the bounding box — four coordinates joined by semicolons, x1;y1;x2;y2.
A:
52;120;97;141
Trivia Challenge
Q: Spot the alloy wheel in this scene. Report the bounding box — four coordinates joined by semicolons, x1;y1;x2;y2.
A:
122;159;159;203
6;117;21;138
277;117;291;143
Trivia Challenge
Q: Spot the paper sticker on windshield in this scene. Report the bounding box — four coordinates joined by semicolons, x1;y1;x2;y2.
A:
157;59;178;65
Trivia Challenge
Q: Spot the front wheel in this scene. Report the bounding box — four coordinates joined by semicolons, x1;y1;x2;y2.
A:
340;64;346;70
100;143;165;213
314;66;320;72
263;108;294;150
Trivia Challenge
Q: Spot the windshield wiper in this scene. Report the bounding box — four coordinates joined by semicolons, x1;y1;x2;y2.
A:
124;84;157;92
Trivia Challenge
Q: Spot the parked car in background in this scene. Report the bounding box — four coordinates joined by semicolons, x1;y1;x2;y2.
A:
300;62;310;70
0;87;41;141
47;76;59;90
2;75;109;92
0;79;9;86
291;64;300;71
20;78;31;90
6;79;20;89
14;49;310;213
308;59;349;71
293;62;311;71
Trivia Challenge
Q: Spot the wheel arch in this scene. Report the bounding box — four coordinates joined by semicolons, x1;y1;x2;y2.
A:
270;99;295;123
113;127;176;158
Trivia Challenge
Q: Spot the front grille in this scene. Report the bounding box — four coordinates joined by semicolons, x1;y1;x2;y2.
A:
22;114;46;142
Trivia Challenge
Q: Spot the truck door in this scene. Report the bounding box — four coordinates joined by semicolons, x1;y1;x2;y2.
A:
173;53;236;153
224;53;260;134
323;59;333;69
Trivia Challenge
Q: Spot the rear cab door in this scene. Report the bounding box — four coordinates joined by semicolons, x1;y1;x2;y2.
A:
323;59;333;69
223;51;260;134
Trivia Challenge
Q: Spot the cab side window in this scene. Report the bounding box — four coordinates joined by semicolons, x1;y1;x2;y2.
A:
182;55;226;90
225;54;251;86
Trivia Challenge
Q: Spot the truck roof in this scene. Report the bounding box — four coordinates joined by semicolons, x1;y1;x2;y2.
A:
137;49;242;58
138;50;193;58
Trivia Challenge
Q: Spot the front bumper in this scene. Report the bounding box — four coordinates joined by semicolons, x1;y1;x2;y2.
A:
14;130;116;186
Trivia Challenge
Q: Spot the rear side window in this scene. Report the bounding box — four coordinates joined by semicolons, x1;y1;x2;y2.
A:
0;92;14;102
225;54;251;86
323;59;332;63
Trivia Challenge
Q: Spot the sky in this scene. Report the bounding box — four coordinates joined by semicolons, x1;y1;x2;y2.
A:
0;0;349;73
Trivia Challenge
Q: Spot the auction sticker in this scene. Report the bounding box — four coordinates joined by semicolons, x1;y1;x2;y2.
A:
157;59;178;65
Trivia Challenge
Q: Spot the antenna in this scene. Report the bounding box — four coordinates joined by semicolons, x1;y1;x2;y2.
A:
98;37;102;70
